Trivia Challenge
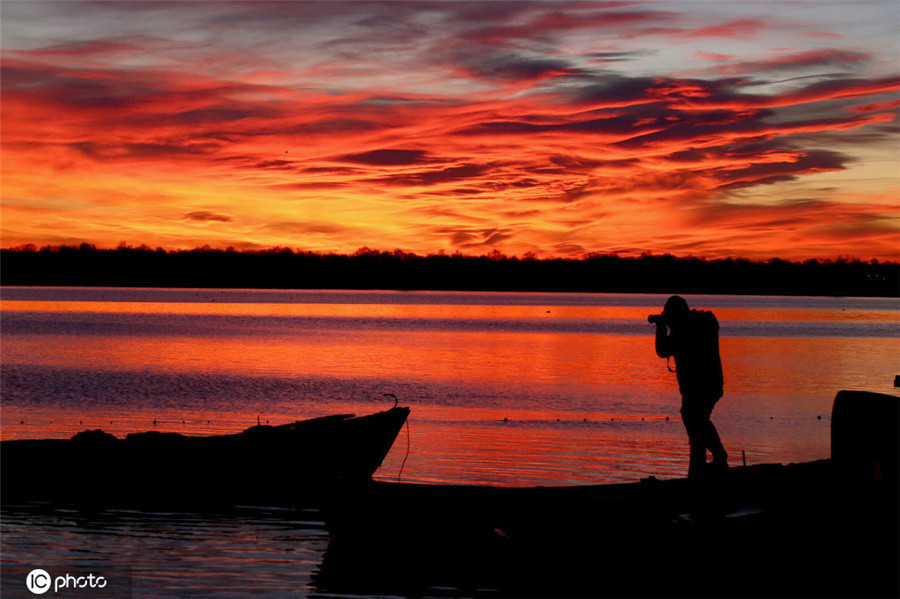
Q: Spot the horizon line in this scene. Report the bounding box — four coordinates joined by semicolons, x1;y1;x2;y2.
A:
3;242;897;266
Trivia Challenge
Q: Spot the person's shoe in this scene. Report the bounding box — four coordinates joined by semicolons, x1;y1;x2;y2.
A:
708;461;729;477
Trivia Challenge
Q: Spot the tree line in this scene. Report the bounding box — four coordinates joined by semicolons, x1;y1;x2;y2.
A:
1;244;897;297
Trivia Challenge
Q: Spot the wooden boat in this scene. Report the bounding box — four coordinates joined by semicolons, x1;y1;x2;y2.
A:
1;405;409;509
318;391;898;597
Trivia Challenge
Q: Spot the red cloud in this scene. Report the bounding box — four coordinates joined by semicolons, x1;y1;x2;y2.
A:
2;0;897;261
681;18;769;40
461;8;678;45
849;99;900;113
710;49;871;77
18;39;145;58
669;76;900;110
629;18;770;40
695;51;736;61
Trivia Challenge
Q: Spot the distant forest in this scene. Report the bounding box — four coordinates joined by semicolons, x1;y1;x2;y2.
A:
1;244;898;297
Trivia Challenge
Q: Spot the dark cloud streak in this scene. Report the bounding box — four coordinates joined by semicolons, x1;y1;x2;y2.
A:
335;149;431;166
184;211;234;223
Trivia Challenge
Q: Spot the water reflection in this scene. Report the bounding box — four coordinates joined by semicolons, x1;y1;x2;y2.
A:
1;290;897;487
1;506;327;597
2;289;898;598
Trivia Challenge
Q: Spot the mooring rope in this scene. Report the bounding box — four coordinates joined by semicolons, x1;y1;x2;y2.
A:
383;393;411;482
397;417;411;483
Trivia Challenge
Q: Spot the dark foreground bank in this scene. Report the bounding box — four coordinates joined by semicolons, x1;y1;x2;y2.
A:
2;245;898;296
1;391;896;597
318;390;898;597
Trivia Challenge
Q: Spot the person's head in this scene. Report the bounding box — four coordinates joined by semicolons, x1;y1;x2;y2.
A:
663;295;690;327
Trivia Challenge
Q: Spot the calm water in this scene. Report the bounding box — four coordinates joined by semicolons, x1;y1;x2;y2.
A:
2;287;897;596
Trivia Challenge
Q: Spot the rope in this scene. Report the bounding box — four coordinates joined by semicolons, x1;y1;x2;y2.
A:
383;393;410;482
397;417;410;482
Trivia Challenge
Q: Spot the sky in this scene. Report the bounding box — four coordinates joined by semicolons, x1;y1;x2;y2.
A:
1;1;898;261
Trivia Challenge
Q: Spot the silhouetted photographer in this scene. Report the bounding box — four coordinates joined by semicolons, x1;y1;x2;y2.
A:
651;296;728;479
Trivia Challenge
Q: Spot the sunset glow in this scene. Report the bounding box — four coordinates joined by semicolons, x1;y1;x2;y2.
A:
2;1;898;260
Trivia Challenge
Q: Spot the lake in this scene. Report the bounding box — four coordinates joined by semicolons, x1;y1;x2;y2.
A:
1;287;897;596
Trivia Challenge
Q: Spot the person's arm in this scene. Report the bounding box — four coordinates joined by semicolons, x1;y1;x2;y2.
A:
655;322;671;358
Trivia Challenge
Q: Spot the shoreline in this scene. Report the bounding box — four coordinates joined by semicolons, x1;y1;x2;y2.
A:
2;246;898;297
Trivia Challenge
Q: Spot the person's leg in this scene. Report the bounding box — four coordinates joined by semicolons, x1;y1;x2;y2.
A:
706;418;728;466
680;400;708;479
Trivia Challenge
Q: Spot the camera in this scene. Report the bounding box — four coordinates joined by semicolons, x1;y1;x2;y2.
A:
648;314;665;324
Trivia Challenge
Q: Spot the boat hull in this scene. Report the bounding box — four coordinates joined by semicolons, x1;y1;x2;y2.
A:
1;406;410;509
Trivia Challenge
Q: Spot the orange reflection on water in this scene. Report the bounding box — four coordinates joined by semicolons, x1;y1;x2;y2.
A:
377;408;690;486
2;318;667;392
0;299;654;320
2;293;897;485
715;306;899;323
